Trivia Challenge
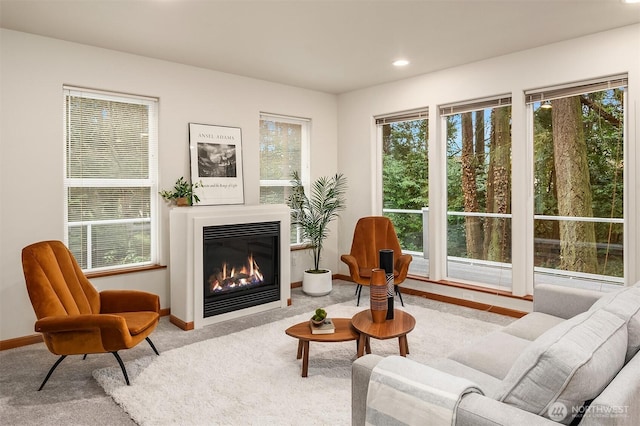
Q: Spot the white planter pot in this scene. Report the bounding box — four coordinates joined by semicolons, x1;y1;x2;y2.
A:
302;269;332;296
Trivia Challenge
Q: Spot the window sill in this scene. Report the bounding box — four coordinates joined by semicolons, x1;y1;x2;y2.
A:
85;264;167;279
291;243;312;251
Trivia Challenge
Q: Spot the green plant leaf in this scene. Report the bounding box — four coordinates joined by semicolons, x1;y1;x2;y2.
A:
287;171;347;270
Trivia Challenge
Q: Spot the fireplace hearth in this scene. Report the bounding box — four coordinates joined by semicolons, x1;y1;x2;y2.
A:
169;204;291;330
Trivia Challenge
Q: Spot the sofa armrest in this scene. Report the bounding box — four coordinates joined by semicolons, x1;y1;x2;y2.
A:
579;352;640;426
352;354;383;426
352;354;558;426
533;284;603;319
456;393;558;426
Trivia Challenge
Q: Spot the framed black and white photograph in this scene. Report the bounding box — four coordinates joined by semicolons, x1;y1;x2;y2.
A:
189;123;244;205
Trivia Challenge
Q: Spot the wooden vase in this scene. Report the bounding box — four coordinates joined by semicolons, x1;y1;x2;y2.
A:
369;268;387;323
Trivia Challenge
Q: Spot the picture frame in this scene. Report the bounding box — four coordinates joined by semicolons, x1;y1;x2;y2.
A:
188;123;244;205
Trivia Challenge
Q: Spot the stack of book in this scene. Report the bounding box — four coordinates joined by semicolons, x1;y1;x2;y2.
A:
310;318;335;334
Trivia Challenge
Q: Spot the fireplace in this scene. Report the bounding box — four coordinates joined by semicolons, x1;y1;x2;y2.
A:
202;221;280;317
169;204;290;330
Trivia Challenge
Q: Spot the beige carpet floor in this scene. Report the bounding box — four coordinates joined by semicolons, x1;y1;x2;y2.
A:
0;280;514;425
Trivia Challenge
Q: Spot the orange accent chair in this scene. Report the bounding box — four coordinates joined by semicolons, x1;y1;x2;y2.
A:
340;216;413;306
21;240;160;390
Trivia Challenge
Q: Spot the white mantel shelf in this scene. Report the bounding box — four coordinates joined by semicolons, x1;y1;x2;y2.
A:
169;204;291;330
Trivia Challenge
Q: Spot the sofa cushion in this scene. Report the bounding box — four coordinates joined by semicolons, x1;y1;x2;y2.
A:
589;286;640;362
427;358;502;397
497;309;627;425
502;312;565;341
449;331;531;380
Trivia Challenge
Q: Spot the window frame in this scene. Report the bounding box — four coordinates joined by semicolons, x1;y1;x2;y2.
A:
441;95;514;292
526;75;628;290
259;112;310;245
63;86;159;273
375;109;429;276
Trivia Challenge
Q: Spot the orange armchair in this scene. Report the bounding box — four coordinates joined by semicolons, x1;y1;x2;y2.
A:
340;216;413;306
22;240;160;390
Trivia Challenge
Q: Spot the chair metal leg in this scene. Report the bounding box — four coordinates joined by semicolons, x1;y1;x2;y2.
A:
146;337;160;356
355;284;360;295
111;352;130;386
38;355;67;391
395;285;405;307
356;284;362;306
41;341;157;390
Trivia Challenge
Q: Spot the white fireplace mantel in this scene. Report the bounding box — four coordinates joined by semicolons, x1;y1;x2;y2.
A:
169;204;291;330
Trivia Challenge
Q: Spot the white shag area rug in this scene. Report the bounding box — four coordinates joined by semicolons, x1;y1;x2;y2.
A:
93;302;503;425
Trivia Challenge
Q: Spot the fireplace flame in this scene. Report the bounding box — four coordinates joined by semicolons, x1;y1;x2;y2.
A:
208;253;264;293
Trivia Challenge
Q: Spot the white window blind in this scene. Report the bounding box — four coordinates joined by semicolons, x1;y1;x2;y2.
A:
440;95;512;116
259;112;310;199
259;113;310;244
525;75;628;104
375;107;428;125
63;86;158;271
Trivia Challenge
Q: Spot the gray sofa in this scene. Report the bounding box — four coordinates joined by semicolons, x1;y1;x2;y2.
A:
352;283;640;425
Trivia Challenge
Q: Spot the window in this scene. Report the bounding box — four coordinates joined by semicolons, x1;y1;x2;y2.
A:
528;76;627;289
259;113;310;244
377;109;428;276
64;87;158;272
442;95;513;291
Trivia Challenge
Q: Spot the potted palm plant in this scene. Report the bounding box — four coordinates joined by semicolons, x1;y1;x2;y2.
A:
288;171;347;296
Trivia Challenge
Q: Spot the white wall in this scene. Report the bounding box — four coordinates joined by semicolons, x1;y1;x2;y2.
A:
0;29;338;341
3;25;639;340
337;25;640;303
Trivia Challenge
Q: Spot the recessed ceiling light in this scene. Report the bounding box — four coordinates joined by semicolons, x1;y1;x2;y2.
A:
393;59;410;67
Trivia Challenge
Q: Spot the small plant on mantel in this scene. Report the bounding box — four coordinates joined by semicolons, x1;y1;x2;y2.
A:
159;176;203;206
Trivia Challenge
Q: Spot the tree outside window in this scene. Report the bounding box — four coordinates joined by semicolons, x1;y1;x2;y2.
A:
531;83;625;283
445;100;512;290
381;118;428;253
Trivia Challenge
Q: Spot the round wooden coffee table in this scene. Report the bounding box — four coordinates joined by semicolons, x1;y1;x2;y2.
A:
285;318;359;377
351;309;416;358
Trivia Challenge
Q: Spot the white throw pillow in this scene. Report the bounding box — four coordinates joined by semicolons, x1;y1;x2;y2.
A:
497;309;627;424
590;286;640;362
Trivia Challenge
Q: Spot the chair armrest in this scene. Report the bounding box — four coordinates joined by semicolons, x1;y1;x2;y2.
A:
394;254;412;283
100;290;160;314
35;314;140;353
533;284;603;319
35;314;127;333
341;254;364;283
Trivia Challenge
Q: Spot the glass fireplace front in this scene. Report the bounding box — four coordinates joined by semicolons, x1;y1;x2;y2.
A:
202;221;280;317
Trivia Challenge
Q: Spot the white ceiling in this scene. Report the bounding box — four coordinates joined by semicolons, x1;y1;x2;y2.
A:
1;0;639;94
